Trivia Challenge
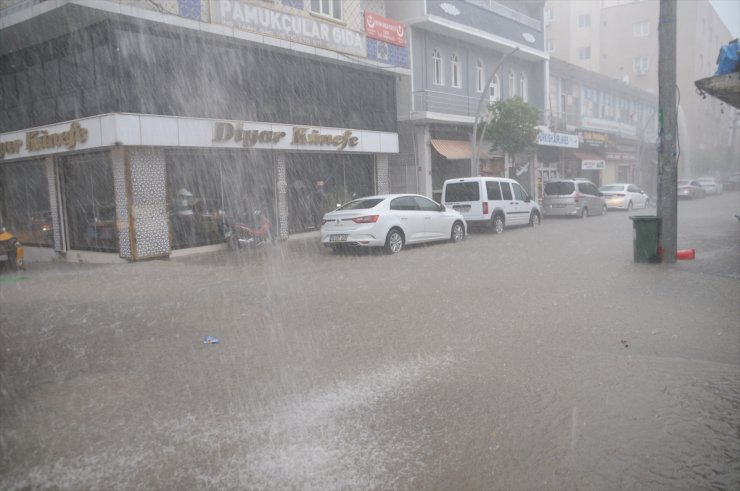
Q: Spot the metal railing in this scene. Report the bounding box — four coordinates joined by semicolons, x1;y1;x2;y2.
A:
464;0;541;31
413;90;481;118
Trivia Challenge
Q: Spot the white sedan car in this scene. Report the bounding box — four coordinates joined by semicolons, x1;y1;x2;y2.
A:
321;194;467;254
599;183;650;210
696;177;723;195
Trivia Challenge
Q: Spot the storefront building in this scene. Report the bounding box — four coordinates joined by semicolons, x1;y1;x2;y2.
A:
0;0;408;262
0;114;397;261
547;58;658;191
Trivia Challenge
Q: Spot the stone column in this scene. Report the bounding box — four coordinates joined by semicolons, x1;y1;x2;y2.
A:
44;156;63;253
375;154;389;195
416;125;433;197
127;148;170;259
112;147;133;259
275;153;289;240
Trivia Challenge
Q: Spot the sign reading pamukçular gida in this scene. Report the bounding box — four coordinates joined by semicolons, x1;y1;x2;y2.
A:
211;0;366;57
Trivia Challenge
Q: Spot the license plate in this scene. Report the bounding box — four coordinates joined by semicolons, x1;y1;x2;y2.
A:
329;234;347;242
0;254;8;261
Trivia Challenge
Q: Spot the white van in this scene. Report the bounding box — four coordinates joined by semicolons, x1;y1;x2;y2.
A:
441;177;541;233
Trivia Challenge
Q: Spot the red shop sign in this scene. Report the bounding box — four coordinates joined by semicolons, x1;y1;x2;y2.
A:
364;11;406;47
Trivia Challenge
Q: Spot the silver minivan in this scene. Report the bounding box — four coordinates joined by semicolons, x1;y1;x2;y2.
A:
441;177;542;233
542;179;607;217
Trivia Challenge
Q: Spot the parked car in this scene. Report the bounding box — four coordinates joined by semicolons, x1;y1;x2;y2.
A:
542;179;607;218
677;179;707;199
0;226;25;272
441;177;542;233
696;177;723;195
320;194;466;254
719;172;740;191
599;183;650;210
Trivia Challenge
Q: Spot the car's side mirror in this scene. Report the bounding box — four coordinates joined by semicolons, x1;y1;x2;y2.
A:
524;196;531;203
438;204;446;212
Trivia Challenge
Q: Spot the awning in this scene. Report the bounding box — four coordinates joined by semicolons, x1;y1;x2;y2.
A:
573;150;605;161
430;139;494;160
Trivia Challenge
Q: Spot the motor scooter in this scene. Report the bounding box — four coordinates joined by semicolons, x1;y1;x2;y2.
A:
223;209;273;250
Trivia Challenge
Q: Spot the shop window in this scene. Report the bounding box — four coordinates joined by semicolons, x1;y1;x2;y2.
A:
285;153;374;234
166;150;275;250
62;153;118;252
0;160;53;247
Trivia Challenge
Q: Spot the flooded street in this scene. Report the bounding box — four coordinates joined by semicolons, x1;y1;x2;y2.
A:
1;193;738;490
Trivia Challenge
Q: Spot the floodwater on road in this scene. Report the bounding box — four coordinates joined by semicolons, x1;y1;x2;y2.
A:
1;193;738;490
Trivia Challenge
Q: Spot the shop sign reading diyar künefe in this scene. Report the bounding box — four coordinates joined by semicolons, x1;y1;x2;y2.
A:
0;121;88;159
211;0;366;57
213;122;359;150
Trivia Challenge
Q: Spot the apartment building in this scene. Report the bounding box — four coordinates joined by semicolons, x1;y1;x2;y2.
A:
387;0;548;201
544;0;735;177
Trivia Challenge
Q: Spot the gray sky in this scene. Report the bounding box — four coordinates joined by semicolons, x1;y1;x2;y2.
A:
709;0;740;38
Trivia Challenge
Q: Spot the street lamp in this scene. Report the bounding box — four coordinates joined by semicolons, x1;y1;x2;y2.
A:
471;46;520;176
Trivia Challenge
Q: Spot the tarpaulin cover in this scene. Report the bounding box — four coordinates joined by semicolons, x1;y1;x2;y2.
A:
715;40;740;76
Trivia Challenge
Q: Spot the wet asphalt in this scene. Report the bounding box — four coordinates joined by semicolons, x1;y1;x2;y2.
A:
0;192;738;490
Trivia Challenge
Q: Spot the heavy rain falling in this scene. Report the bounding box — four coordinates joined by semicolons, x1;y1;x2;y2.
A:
1;0;739;490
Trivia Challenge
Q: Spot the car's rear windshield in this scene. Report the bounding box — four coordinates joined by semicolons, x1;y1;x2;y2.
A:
338;198;383;210
599;185;625;192
444;182;480;202
544;181;575;195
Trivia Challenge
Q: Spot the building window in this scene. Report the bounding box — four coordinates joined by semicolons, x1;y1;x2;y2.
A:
432;49;443;85
578;46;591;60
544;7;554;24
508;70;515;97
519;73;528;102
546;39;555;53
489;74;500;102
634;55;649;75
476;60;484;93
633;21;650;37
310;0;341;21
578;14;591;28
450;54;461;88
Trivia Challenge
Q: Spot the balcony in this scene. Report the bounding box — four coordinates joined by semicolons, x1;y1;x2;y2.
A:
412;90;483;121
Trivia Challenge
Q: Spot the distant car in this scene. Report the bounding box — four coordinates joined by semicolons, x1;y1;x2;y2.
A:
677;180;707;199
0;226;25;272
320;194;466;254
719;172;740;191
696;177;723;195
542;179;607;218
599;183;650;210
441;177;542;233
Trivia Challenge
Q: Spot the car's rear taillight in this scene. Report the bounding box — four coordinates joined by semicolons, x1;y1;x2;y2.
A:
482;202;489;215
573;191;580;203
352;215;379;224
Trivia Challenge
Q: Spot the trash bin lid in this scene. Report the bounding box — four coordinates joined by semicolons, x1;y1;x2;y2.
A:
629;215;659;222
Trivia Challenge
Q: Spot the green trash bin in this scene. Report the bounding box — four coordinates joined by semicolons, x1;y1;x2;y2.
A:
629;216;661;263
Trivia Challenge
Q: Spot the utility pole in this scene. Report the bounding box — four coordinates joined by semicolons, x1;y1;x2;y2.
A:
656;0;677;263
